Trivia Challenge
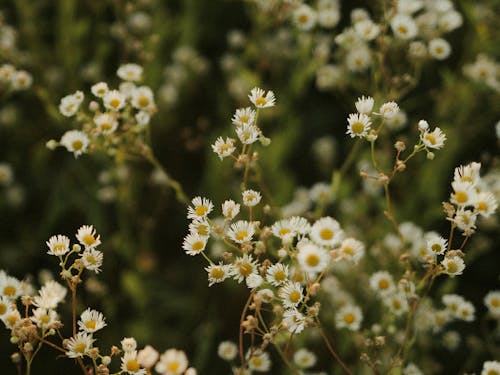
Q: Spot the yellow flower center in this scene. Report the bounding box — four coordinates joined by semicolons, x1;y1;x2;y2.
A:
343;313;355;324
220;144;231;153
167;361;179;372
279;228;291;237
210;267;225;280
319;228;333;241
289;290;301;303
3;286;16;296
392;300;401;309
236;231;248;241
351;121;365;134
274;270;286;282
195;205;208;216
255;97;267;106
239;263;253;277
431;244;442;253
425;133;436;145
191;241;205;252
454;191;468;204
435;46;444;54
53;243;66;253
378;279;389;290
0;303;6;315
305;254;320;267
298;14;309;24
127;359;140;372
342;246;354;255
109;98;121;108
72;140;83;151
487;370;499;375
74;342;87;354
138;96;150;107
197;225;209;236
240;114;250;123
85;320;96;330
85;255;97;265
491;298;500;308
398;25;408;34
477;201;487;211
446;261;457;274
83;234;96;245
101;122;112;131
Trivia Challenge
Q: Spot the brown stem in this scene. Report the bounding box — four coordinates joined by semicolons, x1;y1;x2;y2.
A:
316;321;353;375
239;292;255;369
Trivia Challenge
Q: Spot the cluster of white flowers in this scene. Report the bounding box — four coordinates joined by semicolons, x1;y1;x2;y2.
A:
463;54;500;93
0;64;32;92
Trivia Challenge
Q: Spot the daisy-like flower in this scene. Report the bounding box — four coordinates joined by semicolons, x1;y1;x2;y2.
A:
475;191;498;218
379;101;400;119
421;127;446;149
256;289;274;304
31;308;59;330
293;4;317;31
354;19;380;41
33;281;67;309
103;89;127;111
122;337;138;352
137;345;160;369
426;235;447;256
453;162;481;185
484;291;500;317
188;219;210;238
271;219;296;242
293;348;316;369
187;196;214;220
409;41;427;58
11;70;32;90
2;308;21;329
222;199;240;220
117;63;143;82
205;263;232;286
242;189;262;207
91;82;109;98
121;350;147;375
231;107;256;127
266;263;289;287
369;271;396;295
212;137;236;160
346;46;372;72
0;273;22;299
155;349;188;375
248;87;276;108
76;225;101;249
59;91;84;117
136;111;150;126
78;308;107;333
227;220;255;244
289;216;311;236
336;305;363;331
231;254;258;283
355;95;374;114
456;301;475;322
384;293;409;316
279;281;303;308
441;256;465;276
94;113;118;135
235;124;259;144
182;233;207;256
65;332;95;358
60;130;89;158
297;242;329;274
337;238;365;263
81;248;104;273
247;350;271;372
310;216;344;247
46;234;70;256
218;341;238;361
282;308;306;333
0;296;12;317
453;208;477;233
429;38;451;60
131;86;155;111
346;113;372;138
481;361;500;375
390;14;418;39
450;181;477;207
442;294;465;316
246;274;263;289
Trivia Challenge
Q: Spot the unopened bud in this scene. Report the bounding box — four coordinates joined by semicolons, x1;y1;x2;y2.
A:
394;141;406;152
418;120;429;131
426;152;435;160
46;140;59;150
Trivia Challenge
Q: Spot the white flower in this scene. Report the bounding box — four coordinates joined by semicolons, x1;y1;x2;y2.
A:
218;341;238;361
293;348;316;369
0;273;22;299
91;82;109;98
336;305;363;331
354;19;380;41
59;91;84;117
279;281;303;308
481;361;500;375
310;217;344;247
370;271;396;295
289;216;311;236
451;181;477;207
346;46;372;72
78;308;107;333
484;291;500;317
212;137;236;160
247;350;271;372
337;238;365;263
121;350;146;375
46;234;70;256
256;289;274;304
441;256;465;276
222;199;240;220
453;208;477;233
266;263;289;287
242;189;262;207
231;254;258;283
65;332;94;358
122;337;138;352
137;345;160;368
0;296;12;317
11;70;32;90
205;263;231;286
60;130;89;158
94;113;118;135
409;41;427;58
453;162;481;185
33;281;67;309
248;87;276;108
384;293;409;316
236;124;260;144
426;235;447;255
456;300;475;322
421;127;446;149
76;225;101;249
429;38;451;60
182;233;207;256
270;219;296;243
355;95;374;114
246;274;263;289
232;107;256;127
346;113;371;138
131;86;155;111
188;218;210;237
442;294;465;316
187;196;213;220
81;248;104;273
439;10;463;32
318;9;340;28
379;101;399;119
155;349;188;375
391;14;418;39
135;111;150;126
31;308;59;329
2;308;21;329
282;308;306;333
103;89;127;111
117;63;143;82
297;242;329;274
227;220;255;244
293;5;317;31
475;191;497;218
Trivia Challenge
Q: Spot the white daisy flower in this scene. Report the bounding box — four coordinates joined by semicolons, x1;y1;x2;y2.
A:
2;308;21;329
78;308;107;333
318;9;340;28
65;332;95;358
338;238;365;263
187;196;214;220
46;234;70;256
297;242;329;274
270;219;296;242
429;38;451;60
218;341;238;361
439;10;463;32
94;113;118;135
384;293;409;316
346;113;372;138
451;181;477;207
453;162;481;185
475;191;497;218
235;124;260;144
117;63;143;82
135;110;150;126
355;95;374;114
289;216;311;236
310;216;344;247
481;361;500;375
246;273;263;289
227;220;255;244
379;101;400;119
336;305;363;331
121;337;138;352
81;248;104;273
60;130;89;158
11;70;32;90
391;14;418;39
59;91;84;117
456;300;475;322
256;289;275;304
441;256;465;276
222;199;240;220
246;350;271;372
409;41;427;58
0;296;13;317
121;350;146;375
137;345;159;369
346;46;372;72
426;235;447;256
205;263;232;286
212;137;236;160
421;127;446;149
91;82;109;98
248;87;276;108
188;218;210;238
0;273;22;299
242;189;262;207
231;107;256;127
155;349;188;375
103;89;127;111
369;271;396;295
76;225;101;249
293;4;317;31
266;263;289;287
442;294;465;316
453;208;477;232
131;86;155;111
182;233;207;256
279;281;303;308
33;280;67;309
354;19;380;41
31;308;59;329
231;254;258;283
293;348;316;369
282;308;306;333
484;291;500;317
